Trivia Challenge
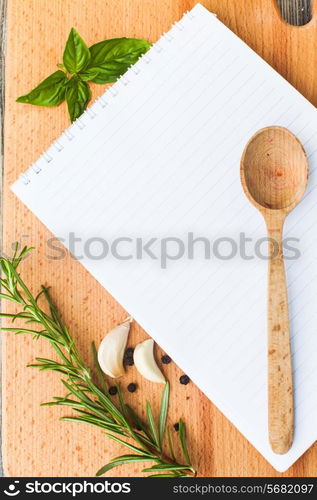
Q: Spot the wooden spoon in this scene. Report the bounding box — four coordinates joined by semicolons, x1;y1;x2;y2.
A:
240;126;308;454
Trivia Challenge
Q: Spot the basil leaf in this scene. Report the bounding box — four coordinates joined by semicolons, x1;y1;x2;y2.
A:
65;76;91;122
63;28;91;74
79;38;151;84
16;70;68;107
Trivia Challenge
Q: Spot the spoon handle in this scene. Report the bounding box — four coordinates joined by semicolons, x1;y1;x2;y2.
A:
267;220;293;454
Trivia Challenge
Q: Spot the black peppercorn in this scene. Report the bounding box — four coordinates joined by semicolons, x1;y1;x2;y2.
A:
161;354;171;364
179;374;190;385
127;383;137;393
108;386;118;396
124;347;134;366
174;423;179;431
125;347;134;357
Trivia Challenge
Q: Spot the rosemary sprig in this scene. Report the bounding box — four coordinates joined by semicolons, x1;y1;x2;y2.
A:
0;245;196;477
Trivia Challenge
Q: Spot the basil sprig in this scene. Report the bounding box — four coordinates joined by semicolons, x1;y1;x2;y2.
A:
17;28;151;122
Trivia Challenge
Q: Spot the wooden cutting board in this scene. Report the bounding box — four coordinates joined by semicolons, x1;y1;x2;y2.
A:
3;0;317;477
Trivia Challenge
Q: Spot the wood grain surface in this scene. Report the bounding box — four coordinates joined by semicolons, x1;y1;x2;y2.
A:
2;0;317;477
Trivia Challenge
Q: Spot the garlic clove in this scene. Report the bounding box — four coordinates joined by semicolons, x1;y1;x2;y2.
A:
134;339;165;383
97;320;131;378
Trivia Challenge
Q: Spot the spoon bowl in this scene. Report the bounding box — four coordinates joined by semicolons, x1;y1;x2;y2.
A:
240;126;308;454
241;127;307;211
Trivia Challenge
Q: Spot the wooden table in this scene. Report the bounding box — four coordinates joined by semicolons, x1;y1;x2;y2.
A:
1;0;317;478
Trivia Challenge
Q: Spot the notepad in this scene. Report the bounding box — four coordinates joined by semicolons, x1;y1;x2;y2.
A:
12;3;317;471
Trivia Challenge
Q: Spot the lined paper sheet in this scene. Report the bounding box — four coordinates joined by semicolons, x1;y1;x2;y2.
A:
12;3;317;471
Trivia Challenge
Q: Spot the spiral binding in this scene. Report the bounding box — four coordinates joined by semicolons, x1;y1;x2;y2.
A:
31;163;41;174
98;96;108;108
53;140;64;152
21;173;30;185
18;8;196;187
63;129;74;141
75;118;85;130
42;151;53;162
